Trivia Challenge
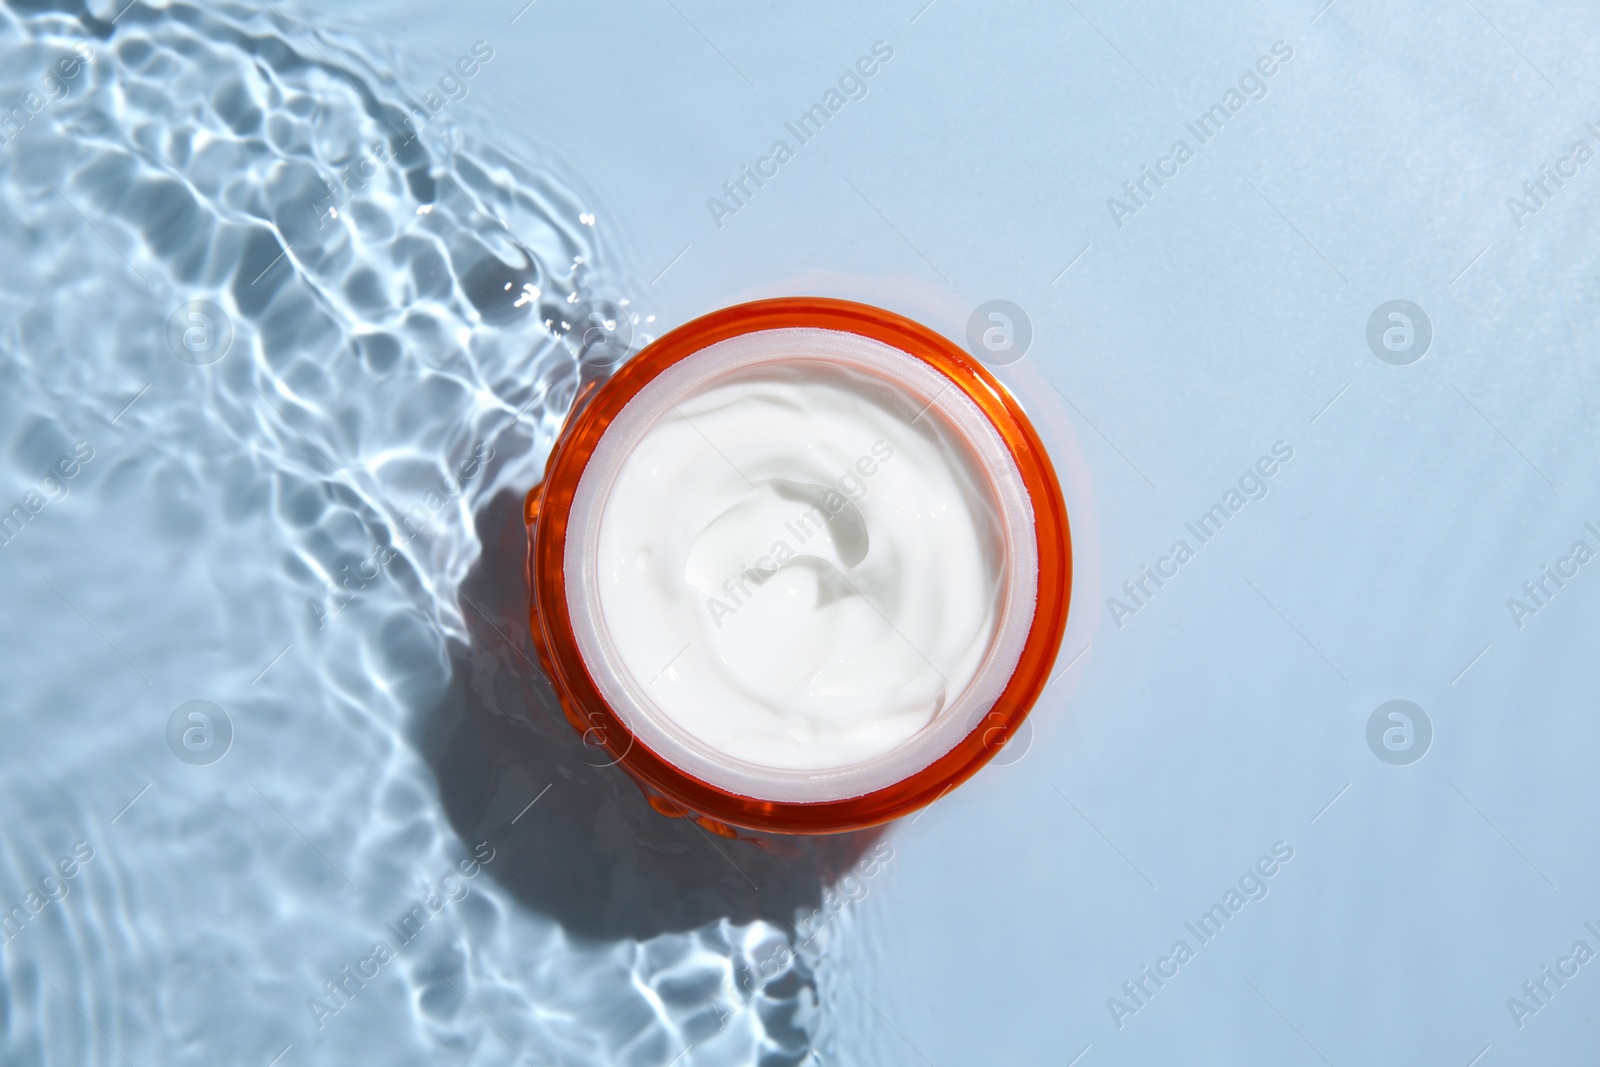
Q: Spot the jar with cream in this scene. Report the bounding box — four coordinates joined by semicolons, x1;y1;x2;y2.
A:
526;298;1071;833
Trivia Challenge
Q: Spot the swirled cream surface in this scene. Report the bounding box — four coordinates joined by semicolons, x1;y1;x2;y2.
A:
591;359;1005;771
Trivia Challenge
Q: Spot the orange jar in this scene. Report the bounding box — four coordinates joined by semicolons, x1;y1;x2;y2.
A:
525;298;1070;833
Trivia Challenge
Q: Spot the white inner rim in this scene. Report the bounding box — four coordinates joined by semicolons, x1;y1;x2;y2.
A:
564;327;1038;804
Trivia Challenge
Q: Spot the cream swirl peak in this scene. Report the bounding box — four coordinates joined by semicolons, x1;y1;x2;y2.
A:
591;356;1005;772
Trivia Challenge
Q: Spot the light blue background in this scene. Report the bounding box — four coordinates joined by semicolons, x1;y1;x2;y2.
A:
400;1;1596;1060
3;0;1598;1064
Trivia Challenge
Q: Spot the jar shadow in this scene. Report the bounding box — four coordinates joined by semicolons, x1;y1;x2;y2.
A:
413;487;884;943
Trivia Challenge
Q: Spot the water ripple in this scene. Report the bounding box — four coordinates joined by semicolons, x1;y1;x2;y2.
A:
0;3;815;1064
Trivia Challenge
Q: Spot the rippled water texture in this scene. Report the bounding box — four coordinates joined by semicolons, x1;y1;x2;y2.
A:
0;3;858;1063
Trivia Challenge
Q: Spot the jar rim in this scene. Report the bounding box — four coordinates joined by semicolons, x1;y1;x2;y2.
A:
526;297;1072;834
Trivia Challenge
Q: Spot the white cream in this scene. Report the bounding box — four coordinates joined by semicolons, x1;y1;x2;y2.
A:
566;328;1039;800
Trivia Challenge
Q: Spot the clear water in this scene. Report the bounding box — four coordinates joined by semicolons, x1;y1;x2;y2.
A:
0;3;845;1064
7;0;1600;1065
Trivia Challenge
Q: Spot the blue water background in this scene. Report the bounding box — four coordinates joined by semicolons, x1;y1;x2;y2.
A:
2;1;1598;1065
